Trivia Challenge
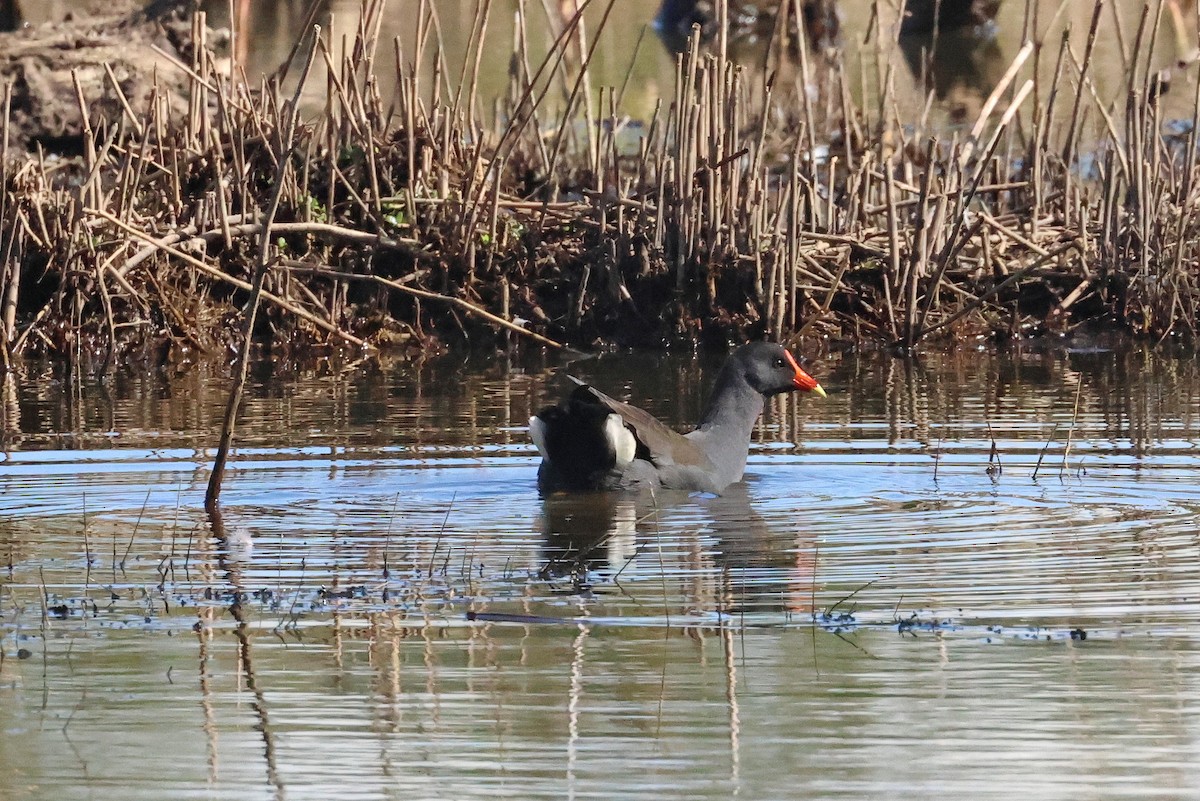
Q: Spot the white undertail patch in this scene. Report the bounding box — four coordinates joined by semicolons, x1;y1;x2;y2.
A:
528;416;549;459
605;414;637;467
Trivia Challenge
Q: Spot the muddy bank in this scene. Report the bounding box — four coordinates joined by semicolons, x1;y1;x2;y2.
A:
0;0;192;155
2;0;156;27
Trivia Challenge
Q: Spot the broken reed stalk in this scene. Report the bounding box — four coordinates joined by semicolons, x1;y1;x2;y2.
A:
90;210;370;348
985;422;1002;476
0;79;12;369
205;26;320;511
283;264;564;349
1060;376;1084;479
1032;422;1059;481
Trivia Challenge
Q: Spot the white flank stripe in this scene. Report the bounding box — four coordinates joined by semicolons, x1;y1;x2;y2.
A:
528;416;549;459
605;414;636;467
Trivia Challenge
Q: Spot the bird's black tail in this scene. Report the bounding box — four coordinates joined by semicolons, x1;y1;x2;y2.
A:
531;386;623;491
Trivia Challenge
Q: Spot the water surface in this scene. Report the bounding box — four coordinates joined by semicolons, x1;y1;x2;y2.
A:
2;343;1200;799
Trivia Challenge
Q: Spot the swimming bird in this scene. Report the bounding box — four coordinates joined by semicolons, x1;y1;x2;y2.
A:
529;342;826;494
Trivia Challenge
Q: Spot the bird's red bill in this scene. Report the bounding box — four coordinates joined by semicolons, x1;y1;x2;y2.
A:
784;351;827;397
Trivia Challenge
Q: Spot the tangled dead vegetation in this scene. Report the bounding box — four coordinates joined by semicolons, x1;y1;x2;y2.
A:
1;0;1198;370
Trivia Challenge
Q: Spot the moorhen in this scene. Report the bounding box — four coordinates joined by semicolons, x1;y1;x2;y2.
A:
530;342;826;494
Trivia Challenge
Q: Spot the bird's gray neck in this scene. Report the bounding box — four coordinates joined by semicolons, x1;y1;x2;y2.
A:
696;381;764;435
688;369;765;488
696;364;764;433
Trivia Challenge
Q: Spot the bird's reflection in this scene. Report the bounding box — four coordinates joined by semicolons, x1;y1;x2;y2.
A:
538;491;642;589
538;483;815;616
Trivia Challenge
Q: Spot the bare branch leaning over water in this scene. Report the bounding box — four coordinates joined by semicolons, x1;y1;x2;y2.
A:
207;24;320;509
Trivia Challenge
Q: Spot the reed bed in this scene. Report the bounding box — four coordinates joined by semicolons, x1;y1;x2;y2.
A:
0;0;1198;367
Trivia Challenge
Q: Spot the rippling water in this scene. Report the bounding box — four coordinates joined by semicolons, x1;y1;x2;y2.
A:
2;342;1200;800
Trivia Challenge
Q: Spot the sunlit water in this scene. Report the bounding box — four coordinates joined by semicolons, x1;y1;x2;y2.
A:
3;342;1200;800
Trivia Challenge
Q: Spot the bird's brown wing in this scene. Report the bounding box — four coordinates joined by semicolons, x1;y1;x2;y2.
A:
570;378;716;471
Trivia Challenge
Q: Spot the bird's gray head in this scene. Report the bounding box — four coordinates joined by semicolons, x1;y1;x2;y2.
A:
732;342;826;397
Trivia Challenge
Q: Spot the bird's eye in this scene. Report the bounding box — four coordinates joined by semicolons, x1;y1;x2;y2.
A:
774;358;785;368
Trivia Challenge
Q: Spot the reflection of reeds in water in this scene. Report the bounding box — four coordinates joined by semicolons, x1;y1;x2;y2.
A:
2;1;1200;362
758;342;1200;465
3;339;1197;467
